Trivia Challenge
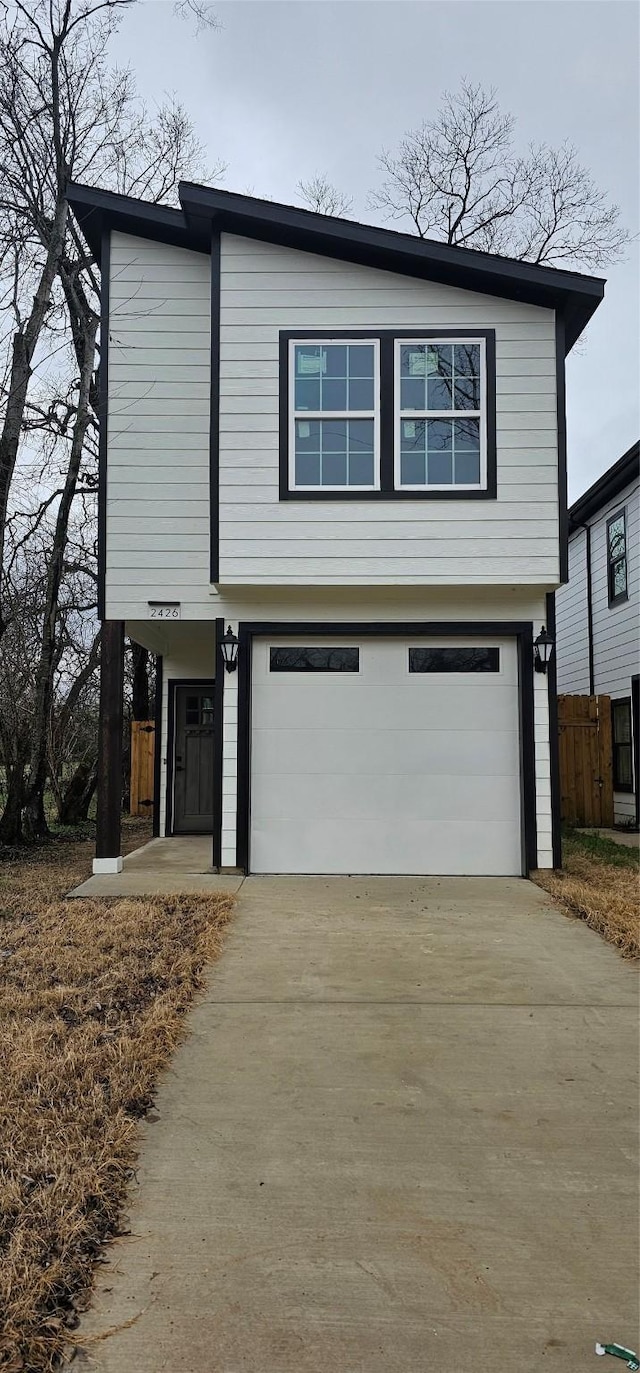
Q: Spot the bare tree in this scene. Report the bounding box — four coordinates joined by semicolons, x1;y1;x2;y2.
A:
370;80;628;267
297;173;354;217
174;0;221;33
0;0;218;841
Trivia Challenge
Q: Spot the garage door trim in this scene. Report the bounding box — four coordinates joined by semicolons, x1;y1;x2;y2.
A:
236;621;536;875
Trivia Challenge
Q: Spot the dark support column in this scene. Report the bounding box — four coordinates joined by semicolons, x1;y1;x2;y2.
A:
212;619;224;870
546;591;562;870
95;620;125;872
152;654;163;839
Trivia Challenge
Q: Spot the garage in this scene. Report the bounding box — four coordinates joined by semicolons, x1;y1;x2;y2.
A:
249;635;523;875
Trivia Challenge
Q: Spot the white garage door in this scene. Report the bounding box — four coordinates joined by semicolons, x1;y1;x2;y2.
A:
250;637;522;876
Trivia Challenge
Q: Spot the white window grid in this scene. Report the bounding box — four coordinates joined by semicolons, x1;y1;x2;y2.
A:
288;337;381;492
393;337;488;492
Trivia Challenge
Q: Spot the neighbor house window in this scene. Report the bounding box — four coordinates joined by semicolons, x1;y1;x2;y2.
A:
290;341;379;490
612;699;633;791
396;340;485;489
607;510;628;605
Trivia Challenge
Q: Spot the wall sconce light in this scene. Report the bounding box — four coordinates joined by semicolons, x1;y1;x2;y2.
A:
220;625;239;673
534;625;554;674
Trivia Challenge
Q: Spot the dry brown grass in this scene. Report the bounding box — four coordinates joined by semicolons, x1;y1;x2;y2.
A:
0;830;233;1371
533;831;639;959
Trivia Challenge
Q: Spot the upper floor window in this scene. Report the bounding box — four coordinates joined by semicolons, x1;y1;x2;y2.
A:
607;509;628;606
396;341;485;490
290;341;379;491
280;330;495;501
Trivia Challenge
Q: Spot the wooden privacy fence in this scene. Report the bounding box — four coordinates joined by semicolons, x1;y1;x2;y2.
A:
558;694;613;827
130;720;155;816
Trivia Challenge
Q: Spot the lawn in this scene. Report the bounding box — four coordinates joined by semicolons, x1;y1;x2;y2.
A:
0;824;234;1372
533;828;639;959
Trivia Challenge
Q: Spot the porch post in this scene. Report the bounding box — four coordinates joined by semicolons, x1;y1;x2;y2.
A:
93;620;125;874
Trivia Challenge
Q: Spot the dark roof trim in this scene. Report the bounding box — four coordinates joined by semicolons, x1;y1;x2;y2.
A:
569;441;640;531
66;182;209;255
66;179;605;352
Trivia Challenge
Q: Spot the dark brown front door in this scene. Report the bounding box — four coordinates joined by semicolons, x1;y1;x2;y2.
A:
173;685;215;833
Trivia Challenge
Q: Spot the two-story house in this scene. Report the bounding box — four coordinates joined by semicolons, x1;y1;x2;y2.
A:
67;182;604;877
556;442;639;827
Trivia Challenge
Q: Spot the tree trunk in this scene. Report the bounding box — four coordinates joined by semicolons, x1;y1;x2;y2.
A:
131;643;150;720
22;311;99;840
0;197;69;640
0;735;28;840
57;755;98;826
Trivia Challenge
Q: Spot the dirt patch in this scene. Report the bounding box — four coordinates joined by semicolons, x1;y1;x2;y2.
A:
533;830;639;959
0;831;233;1371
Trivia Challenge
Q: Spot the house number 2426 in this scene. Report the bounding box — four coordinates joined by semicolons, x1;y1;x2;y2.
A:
148;604;181;620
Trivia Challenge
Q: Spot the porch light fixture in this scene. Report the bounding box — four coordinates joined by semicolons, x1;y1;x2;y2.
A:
220;625;239;673
533;625;554;674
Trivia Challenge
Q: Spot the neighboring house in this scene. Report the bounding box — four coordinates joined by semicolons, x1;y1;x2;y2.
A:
67;182;604;877
556;442;640;827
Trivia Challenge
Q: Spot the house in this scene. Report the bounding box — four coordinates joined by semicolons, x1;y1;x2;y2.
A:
66;181;605;877
556;442;639;827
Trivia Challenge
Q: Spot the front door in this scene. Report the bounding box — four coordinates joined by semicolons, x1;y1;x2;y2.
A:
173;684;215;834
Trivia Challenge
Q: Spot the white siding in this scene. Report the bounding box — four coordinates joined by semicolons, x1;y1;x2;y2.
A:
589;478;639;823
555;476;639;825
556;529;591;693
106;232;211;620
589;478;639;698
218;234;559;587
129;587;553;866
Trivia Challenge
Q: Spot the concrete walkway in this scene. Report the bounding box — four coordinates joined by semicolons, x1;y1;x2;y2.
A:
577;827;640;849
69;838;245;897
78;877;638;1372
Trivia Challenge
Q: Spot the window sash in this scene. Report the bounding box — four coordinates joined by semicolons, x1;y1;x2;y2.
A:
289;338;380;491
607;509;628;604
612;700;633;790
394;337;487;491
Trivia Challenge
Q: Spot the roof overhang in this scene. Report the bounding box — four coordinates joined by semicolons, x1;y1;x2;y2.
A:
569;441;640;530
66;180;606;353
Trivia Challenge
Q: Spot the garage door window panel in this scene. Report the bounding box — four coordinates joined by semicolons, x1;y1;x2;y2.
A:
270;646;360;673
409;646;500;673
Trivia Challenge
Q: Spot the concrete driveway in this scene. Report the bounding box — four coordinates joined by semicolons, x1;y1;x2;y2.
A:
80;877;638;1372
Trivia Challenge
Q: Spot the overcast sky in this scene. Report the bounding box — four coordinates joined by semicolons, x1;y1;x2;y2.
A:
111;1;639;501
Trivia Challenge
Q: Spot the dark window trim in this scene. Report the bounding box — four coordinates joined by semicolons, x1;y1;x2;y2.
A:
545;592;562;868
632;676;640;828
210;230;221;583
606;507;628;607
270;646;360;672
97;228;110;621
236;621;536;876
165;678;216;837
212;620;225;868
279;330;497;502
408;646;500;673
556;315;569;584
612;697;634;793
